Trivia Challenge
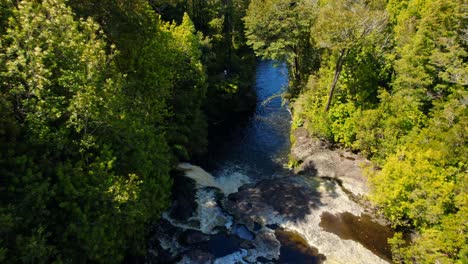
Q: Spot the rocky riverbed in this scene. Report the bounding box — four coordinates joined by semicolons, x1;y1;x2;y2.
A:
146;141;394;264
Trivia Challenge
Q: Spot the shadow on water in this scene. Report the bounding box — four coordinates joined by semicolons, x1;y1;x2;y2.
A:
204;60;291;179
203;233;243;258
319;212;394;261
275;229;326;264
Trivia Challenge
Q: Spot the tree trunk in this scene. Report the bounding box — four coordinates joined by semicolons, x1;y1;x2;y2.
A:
325;49;347;111
294;55;300;83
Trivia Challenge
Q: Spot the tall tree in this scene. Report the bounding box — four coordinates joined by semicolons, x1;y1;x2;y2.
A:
244;0;317;86
312;0;387;111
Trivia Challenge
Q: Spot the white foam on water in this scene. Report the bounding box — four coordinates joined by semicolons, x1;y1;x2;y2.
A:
191;188;233;234
161;212;200;231
177;163;221;190
169;164;250;235
214;249;249;264
215;170;251;195
178;163;252;195
162;189;233;235
279;180;390;264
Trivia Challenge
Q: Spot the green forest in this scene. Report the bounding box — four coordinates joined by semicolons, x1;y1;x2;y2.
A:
0;0;253;262
244;0;466;262
0;0;466;263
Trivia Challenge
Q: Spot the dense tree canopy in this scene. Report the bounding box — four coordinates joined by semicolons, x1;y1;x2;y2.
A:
289;0;467;262
0;0;250;262
244;0;318;87
1;0;466;262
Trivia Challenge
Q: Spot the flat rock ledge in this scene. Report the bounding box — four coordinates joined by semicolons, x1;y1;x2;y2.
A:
291;127;372;197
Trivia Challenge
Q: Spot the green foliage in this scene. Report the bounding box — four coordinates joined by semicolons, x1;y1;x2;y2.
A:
313;0;387;52
312;0;388;111
160;13;208;158
150;0;257;128
350;90;426;161
289;0;467;261
329;102;357;147
0;0;13;35
392;0;467;107
0;0;211;262
296;72;334;140
370;91;467;254
244;0;318;86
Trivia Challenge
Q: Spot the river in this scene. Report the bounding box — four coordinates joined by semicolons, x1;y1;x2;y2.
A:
204;60;291;180
147;61;394;264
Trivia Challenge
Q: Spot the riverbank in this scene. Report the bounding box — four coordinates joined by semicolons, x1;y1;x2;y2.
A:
290;127;371;198
282;126;394;263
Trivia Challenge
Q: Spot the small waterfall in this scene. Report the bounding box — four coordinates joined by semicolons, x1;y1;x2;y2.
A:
174;163;252;234
177;163;221;190
214;167;251;195
177;163;251;195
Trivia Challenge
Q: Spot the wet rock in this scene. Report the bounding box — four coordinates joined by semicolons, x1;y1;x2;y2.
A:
179;249;215;264
233;224;255;240
319;212;394;262
213;249;248;264
146;219;183;264
179;230;211;246
253;222;262;231
256;256;273;263
245;228;281;262
224;177;320;230
265;224;279;230
169;172;198;221
222;163;390;263
146;248;179;264
211;226;228;234
240;240;255;249
279;178;391;264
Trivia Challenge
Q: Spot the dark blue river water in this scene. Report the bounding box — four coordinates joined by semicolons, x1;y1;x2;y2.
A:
200;61;325;263
207;60;291;180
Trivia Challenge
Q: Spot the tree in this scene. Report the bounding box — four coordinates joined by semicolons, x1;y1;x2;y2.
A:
244;0;317;85
312;0;387;111
370;91;467;262
392;0;467;109
160;13;208;158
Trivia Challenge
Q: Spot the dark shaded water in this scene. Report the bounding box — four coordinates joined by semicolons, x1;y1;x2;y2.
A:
206;60;291;179
275;230;326;264
204;234;243;258
319;212;394;261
